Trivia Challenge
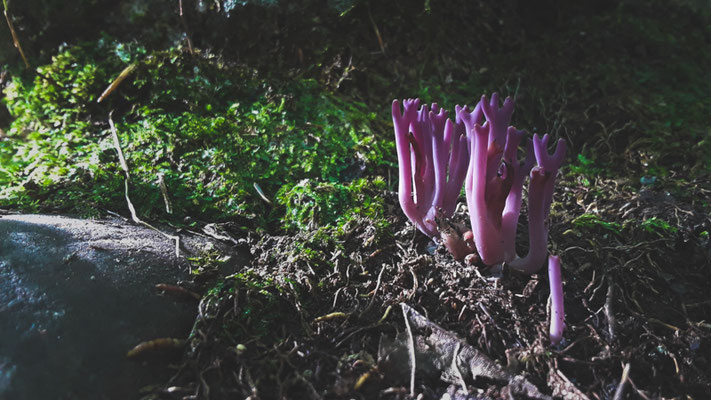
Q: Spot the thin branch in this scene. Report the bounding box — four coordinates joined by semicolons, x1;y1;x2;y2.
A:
109;112;181;257
604;275;616;342
253;182;272;205
158;172;173;214
401;303;417;397
612;362;631;400
178;0;194;53
3;0;29;68
97;63;137;103
366;2;385;54
451;342;467;393
359;263;387;318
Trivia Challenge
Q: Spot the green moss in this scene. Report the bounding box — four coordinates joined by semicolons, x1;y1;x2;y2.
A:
640;217;678;237
276;177;387;231
572;213;623;235
568;153;607;179
1;42;392;231
196;270;298;345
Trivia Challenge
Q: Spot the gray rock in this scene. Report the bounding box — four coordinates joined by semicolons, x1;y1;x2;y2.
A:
0;214;234;400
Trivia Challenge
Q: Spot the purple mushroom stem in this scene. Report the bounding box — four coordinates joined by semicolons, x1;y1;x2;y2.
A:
430;104;450;213
465;122;505;265
534;134;567;219
502;136;535;261
456;103;483;139
548;255;565;345
410;106;434;221
442;118;469;216
509;134;566;273
392;99;422;232
509;165;550;273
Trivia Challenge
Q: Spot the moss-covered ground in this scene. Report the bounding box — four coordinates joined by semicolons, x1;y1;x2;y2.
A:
1;0;710;398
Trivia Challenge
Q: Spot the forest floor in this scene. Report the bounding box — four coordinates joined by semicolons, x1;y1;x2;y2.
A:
1;0;710;399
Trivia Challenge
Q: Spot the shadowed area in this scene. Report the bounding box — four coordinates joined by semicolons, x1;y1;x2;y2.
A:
0;214;216;400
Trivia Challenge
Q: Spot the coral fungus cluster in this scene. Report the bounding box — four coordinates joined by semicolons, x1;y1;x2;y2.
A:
392;94;565;274
393;93;567;344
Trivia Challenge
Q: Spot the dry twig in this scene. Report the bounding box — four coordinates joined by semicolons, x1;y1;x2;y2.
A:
401;303;417;397
109;111;181;257
178;0;194;53
97;63;137;103
604;275;616;342
612;362;631;400
2;0;29;68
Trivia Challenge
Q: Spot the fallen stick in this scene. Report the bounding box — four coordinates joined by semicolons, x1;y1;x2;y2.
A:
109;111;181;257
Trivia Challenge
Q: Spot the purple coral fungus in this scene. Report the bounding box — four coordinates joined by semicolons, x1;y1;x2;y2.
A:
392;99;469;239
393;95;568;347
392;94;565;273
457;94;565;272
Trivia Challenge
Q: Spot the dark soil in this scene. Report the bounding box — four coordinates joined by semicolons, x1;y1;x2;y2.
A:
159;184;711;399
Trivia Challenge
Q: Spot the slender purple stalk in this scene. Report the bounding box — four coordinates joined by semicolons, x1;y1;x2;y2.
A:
534;134;567;221
509;166;549;273
548;255;565;345
442;118;469;216
392;99;424;233
509;134;566;273
501;134;535;261
465;123;505;265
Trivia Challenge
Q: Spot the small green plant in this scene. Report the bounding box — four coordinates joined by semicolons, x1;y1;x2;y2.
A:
640;217;678;237
196;270;296;344
572;213;623;235
568;153;606;178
